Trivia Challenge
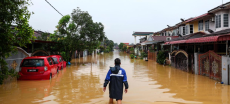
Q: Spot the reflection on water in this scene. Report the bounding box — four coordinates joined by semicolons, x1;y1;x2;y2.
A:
0;50;230;104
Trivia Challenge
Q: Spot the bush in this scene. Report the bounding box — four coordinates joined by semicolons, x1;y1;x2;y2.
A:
141;52;147;58
157;51;166;64
61;51;69;61
130;47;134;51
130;54;134;59
104;47;110;53
0;69;19;85
149;46;155;52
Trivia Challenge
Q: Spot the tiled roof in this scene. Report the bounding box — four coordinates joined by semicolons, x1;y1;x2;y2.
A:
152;36;179;42
34;31;51;38
208;1;230;13
185;13;212;23
123;43;129;45
133;32;154;35
203;28;230;37
34;31;42;38
168;32;206;41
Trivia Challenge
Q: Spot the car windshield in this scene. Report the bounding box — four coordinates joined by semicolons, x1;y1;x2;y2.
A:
52;57;58;63
21;59;44;67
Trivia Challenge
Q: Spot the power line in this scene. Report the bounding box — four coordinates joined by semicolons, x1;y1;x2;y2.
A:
45;0;63;16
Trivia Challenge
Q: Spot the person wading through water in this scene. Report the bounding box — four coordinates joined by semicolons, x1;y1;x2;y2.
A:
103;58;129;104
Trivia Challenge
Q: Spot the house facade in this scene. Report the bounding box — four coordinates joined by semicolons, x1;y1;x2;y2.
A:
131;1;230;85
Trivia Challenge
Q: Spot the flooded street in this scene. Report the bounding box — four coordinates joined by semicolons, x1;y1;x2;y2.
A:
1;50;230;104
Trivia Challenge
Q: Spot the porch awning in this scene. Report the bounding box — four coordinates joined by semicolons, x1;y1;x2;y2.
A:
165;42;170;45
141;41;160;45
186;36;219;43
168;40;186;44
186;34;230;43
165;34;230;44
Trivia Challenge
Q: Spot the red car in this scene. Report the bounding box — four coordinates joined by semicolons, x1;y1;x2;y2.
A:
18;56;59;80
49;55;66;70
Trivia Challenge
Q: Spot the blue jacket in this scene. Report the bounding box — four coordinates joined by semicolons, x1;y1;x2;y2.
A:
104;66;129;100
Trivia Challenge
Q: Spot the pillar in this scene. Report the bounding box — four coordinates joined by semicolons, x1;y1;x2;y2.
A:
32;42;34;52
226;40;228;55
134;36;136;45
178;44;179;50
214;43;218;52
170;44;172;52
194;44;196;53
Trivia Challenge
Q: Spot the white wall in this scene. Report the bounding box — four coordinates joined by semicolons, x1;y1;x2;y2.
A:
215;10;230;32
222;56;230;85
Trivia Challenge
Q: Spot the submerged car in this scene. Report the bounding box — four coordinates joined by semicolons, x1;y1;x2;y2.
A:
49;55;66;70
18;56;59;80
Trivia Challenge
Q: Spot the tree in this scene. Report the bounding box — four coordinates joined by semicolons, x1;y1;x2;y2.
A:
0;0;35;84
55;7;105;61
119;43;125;50
108;40;114;51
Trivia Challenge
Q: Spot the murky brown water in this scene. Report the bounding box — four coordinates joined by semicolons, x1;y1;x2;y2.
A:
1;50;230;104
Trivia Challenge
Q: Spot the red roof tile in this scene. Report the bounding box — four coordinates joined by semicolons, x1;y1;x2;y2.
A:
123;43;129;45
185;13;211;23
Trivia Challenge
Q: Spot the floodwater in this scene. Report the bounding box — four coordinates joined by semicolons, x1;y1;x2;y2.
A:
0;50;230;104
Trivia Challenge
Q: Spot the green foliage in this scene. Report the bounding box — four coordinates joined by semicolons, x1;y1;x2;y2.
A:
61;51;69;62
104;47;110;53
0;69;19;85
157;51;166;64
141;52;147;58
99;46;104;52
0;0;34;84
130;54;134;59
102;39;114;52
119;43;125;50
130;47;134;52
123;46;127;51
50;7;106;61
149;46;155;52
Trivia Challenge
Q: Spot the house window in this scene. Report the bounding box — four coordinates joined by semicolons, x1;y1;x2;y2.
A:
216;15;221;28
190;24;193;33
172;32;175;36
205;20;209;31
178;27;181;35
185;25;188;35
224;14;229;27
182;26;185;35
198;20;203;31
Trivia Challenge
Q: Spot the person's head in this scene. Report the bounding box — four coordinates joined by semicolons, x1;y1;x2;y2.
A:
114;58;121;66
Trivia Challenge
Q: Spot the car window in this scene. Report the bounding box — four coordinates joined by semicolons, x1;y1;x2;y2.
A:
52;57;58;63
21;59;44;67
47;58;53;65
51;58;56;64
59;57;62;62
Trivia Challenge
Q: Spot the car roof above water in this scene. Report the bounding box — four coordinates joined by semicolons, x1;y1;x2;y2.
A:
49;55;61;58
24;56;49;59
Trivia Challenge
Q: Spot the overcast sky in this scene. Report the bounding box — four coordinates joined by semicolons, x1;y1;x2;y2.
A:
29;0;227;44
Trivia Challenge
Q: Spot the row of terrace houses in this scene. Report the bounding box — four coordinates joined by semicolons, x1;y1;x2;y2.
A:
132;2;230;85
